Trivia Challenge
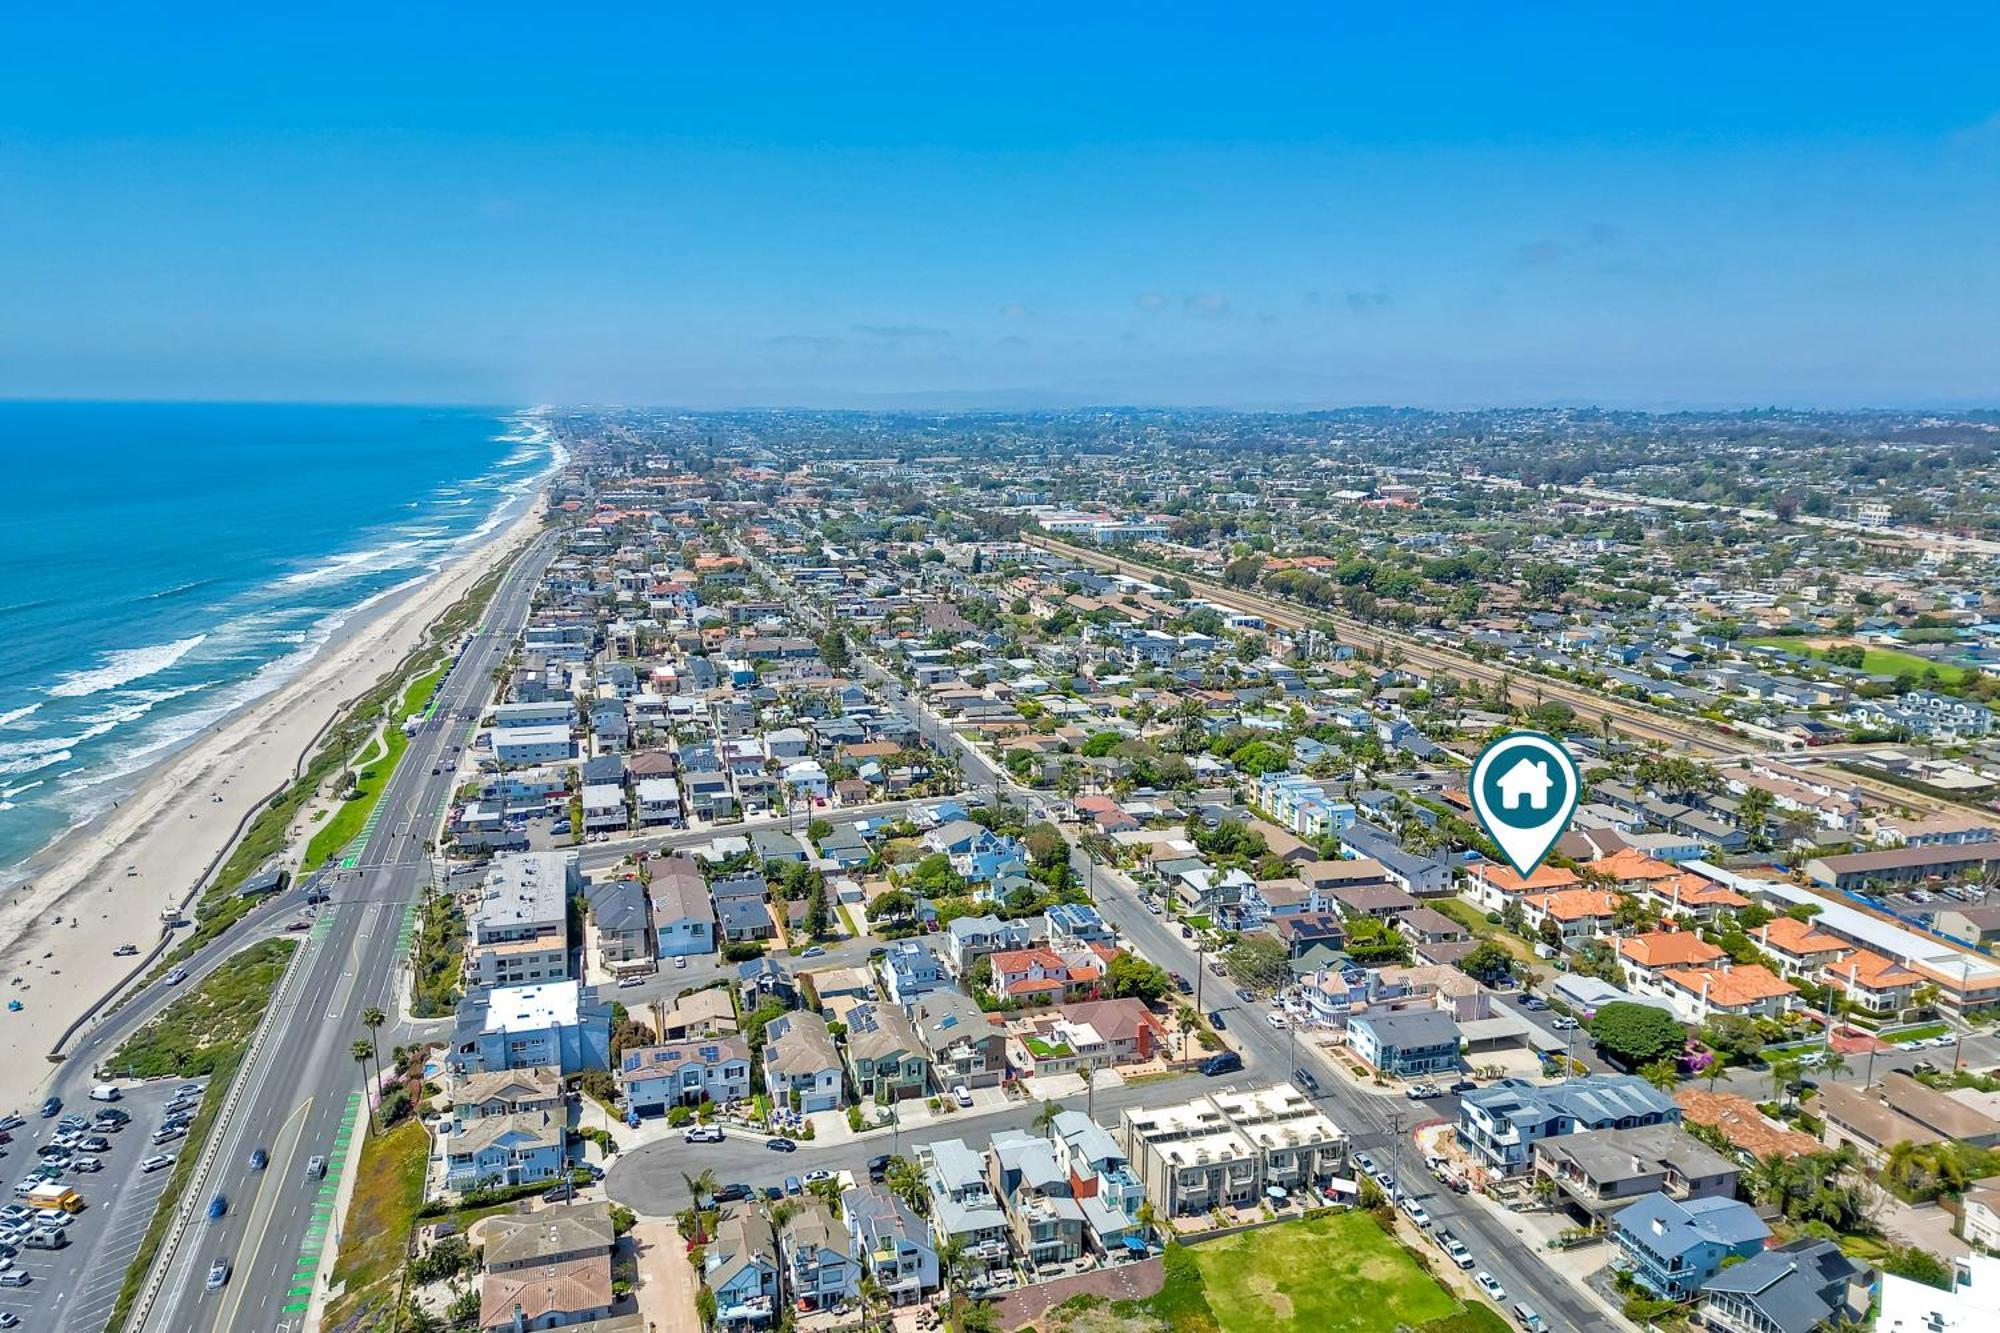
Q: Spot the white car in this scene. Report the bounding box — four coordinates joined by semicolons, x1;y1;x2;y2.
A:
803;1169;835;1186
952;1085;973;1108
1266;1012;1289;1030
1403;1200;1431;1227
1475;1272;1506;1301
683;1126;724;1144
1932;1034;1959;1048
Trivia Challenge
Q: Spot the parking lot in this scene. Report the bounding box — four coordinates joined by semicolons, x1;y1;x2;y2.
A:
0;1079;205;1333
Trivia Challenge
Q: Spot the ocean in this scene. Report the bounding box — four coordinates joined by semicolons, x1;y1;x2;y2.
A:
0;402;560;881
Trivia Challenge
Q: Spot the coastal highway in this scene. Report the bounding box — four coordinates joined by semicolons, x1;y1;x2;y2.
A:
136;525;560;1333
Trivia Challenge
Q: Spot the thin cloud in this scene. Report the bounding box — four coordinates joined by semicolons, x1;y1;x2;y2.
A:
1134;291;1170;313
1184;291;1231;318
1345;290;1391;312
850;323;949;340
1512;239;1567;268
999;302;1032;320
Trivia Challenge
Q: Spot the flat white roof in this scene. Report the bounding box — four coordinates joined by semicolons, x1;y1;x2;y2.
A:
484;980;581;1033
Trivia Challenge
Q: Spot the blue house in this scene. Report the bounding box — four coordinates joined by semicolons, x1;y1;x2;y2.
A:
1613;1194;1770;1300
1345;1007;1460;1077
881;939;950;1004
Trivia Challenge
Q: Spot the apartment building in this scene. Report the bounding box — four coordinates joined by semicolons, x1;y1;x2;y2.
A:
1120;1082;1345;1217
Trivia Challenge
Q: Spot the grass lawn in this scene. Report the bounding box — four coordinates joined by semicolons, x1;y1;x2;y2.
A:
303;658;447;871
1743;636;1959;682
109;938;297;1078
1881;1021;1951;1042
325;1117;431;1330
1130;1213;1491;1333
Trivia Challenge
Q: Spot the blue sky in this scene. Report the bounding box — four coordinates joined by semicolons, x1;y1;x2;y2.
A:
3;5;1997;409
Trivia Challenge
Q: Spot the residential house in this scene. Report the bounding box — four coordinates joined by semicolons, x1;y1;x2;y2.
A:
881;939;950;1004
911;991;1009;1091
841;1185;939;1306
988;946;1105;1006
450;981;613;1076
919;1138;1011;1279
453;1066;564;1123
618;1037;752;1116
1698;1238;1871;1333
1612;1193;1770;1301
444;1111;565;1190
943;914;1037;978
705;1207;780;1331
1121;1083;1346;1217
587;877;654;975
844;1002;931;1102
762;1011;844;1113
987;1129;1088;1270
1345;1007;1460;1077
649;857;715;959
780;1202;860;1314
478;1202;618;1331
1534;1122;1741;1221
1457;1075;1682;1178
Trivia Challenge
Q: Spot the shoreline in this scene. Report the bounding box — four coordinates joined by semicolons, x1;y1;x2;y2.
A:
0;485;549;1115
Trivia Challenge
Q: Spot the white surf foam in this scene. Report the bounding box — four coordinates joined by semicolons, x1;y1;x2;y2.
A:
44;635;207;700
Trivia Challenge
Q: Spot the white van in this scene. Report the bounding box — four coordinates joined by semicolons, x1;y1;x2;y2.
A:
88;1084;121;1103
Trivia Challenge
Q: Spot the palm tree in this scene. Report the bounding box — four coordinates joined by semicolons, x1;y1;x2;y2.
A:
1813;1048;1849;1083
936;1234;970;1297
350;1039;376;1121
1768;1052;1804;1107
885;1156;928;1218
1639;1058;1680;1092
361;1005;387;1076
1174;1003;1201;1060
682;1168;719;1209
1032;1099;1064;1137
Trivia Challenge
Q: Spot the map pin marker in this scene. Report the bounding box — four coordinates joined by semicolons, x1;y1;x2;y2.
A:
1470;730;1580;878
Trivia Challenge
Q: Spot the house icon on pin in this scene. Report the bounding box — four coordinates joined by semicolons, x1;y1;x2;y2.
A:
1496;757;1554;811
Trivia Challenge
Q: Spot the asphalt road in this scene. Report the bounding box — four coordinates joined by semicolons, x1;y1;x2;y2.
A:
606;1071;1204;1217
137;526;561;1333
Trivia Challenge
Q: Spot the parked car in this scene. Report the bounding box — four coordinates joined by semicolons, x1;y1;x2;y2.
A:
615;975;645;989
951;1084;974;1108
1265;1012;1288;1030
765;1137;798;1153
803;1170;834;1186
1208;1010;1226;1030
867;1155;892;1183
1353;1152;1378;1178
1403;1199;1431;1227
1200;1051;1243;1077
1475;1272;1506;1301
712;1182;754;1204
684;1126;724;1144
1406;1083;1442;1100
1293;1067;1320;1095
140;1154;173;1173
1549;1015;1579;1031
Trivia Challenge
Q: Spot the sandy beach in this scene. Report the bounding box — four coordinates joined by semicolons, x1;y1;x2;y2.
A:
0;500;546;1116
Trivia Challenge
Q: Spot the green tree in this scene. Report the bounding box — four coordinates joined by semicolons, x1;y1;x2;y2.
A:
1106;952;1171;1002
1458;940;1516;987
802;884;832;939
1587;1001;1686;1069
1702;1013;1767;1066
1223;934;1291;994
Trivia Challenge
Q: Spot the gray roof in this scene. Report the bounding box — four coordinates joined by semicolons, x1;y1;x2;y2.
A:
1613;1192;1768;1257
1700;1239;1863;1333
482;1201;617;1268
1351;1006;1460;1048
589;877;650;934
